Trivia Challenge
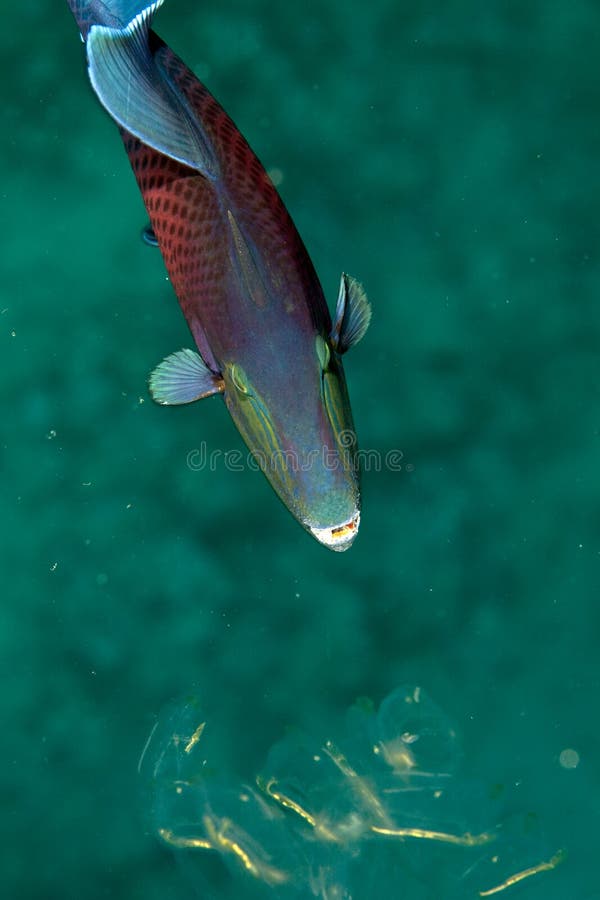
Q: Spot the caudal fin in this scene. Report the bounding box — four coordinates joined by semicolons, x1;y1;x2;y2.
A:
66;0;163;40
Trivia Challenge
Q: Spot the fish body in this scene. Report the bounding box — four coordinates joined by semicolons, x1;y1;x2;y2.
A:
66;0;371;550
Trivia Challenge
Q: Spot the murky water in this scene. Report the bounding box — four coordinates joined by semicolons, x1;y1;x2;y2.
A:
2;1;598;897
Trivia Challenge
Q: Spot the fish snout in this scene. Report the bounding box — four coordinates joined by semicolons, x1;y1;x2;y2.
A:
309;510;360;552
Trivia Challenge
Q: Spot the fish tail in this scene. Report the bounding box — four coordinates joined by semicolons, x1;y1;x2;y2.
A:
66;0;163;40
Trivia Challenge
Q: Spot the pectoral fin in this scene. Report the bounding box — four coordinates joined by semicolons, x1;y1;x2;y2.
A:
86;1;217;175
149;349;224;405
331;273;372;353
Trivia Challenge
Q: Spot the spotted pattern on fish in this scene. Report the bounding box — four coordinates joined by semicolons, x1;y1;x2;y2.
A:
64;0;367;549
119;37;329;365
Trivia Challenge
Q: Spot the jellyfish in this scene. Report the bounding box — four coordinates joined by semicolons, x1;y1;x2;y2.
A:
139;686;564;899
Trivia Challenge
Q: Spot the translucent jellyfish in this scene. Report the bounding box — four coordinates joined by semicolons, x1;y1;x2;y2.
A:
139;686;564;899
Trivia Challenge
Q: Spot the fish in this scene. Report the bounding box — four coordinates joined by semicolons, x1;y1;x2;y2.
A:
65;0;371;551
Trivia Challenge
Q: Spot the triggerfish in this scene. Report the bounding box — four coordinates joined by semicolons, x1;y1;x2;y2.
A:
66;0;371;551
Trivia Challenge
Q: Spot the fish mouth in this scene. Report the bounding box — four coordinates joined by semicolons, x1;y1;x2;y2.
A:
310;511;360;552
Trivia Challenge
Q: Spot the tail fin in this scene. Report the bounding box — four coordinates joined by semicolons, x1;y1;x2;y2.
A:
65;0;163;40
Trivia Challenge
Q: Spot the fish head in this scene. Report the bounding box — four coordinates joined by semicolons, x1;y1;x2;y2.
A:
221;333;361;551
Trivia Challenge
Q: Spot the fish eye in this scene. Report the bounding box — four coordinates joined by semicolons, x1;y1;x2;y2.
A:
230;364;252;396
315;334;331;371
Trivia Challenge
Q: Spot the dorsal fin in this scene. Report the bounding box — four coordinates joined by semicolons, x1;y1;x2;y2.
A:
331;273;371;353
86;1;218;175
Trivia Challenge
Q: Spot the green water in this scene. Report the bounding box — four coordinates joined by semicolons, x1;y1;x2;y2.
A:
2;0;598;897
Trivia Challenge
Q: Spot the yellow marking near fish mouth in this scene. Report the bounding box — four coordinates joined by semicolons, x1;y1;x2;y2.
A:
332;520;357;539
310;511;360;551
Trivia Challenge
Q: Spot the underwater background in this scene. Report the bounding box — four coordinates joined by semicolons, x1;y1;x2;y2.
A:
2;0;599;896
